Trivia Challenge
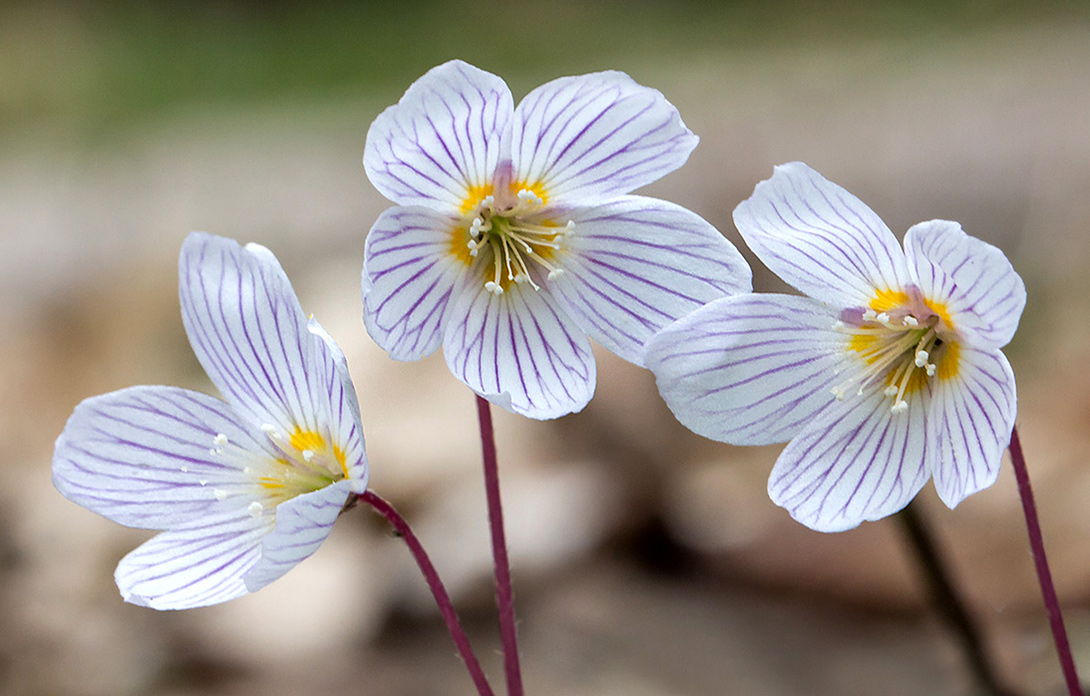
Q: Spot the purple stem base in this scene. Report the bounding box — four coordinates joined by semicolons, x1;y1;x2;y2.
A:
1010;425;1082;696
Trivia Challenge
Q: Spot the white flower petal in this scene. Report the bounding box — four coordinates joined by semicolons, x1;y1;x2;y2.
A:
904;220;1026;350
444;281;595;419
243;480;354;592
362;206;471;362
53;386;268;530
179;233;366;477
550;196;751;365
364;60;513;212
512;71;697;203
769;385;930;532
928;346;1016;509
733;162;910;308
116;510;273;610
646;294;847;446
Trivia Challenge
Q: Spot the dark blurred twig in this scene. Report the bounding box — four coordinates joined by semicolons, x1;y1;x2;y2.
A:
898;501;1022;696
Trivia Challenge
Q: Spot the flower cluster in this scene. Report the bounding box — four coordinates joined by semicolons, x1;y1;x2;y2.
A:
53;63;1026;614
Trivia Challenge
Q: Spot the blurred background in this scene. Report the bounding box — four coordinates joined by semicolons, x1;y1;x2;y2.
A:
3;1;1090;694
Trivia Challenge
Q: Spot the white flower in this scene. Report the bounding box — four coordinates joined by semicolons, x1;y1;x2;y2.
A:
53;233;369;609
362;60;750;419
647;162;1025;532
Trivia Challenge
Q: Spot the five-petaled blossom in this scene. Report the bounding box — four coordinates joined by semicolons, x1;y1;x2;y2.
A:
53;233;369;609
647;162;1025;532
362;60;751;419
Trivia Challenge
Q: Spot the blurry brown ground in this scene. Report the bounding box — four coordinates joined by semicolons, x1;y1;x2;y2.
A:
2;2;1090;694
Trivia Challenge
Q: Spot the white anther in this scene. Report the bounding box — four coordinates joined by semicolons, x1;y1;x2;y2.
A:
213;433;228;447
485;281;504;295
248;501;264;518
243;466;253;475
198;479;208;486
513;273;528;284
214;488;228;501
547;268;564;280
891;400;909;414
180;466;189;473
832;320;846;330
914;350;929;368
903;315;919;327
481;194;495;207
302;449;315;463
884;385;899;396
926;364;937;377
517;189;543;206
862;309;878;321
830;387;847;401
876;312;891;324
564;220;576;233
261;424;281;439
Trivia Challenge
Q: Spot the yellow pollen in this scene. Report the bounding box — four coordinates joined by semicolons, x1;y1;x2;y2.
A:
936;340;960;380
460;184;494;214
511;180;548;206
924;298;955;331
869;289;910;313
289;428;327;454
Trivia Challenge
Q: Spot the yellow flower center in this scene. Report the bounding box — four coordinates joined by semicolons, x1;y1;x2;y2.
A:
833;287;960;413
208;424;349;517
453;181;572;294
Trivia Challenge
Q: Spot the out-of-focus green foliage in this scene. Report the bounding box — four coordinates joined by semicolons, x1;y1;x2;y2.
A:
0;0;1085;139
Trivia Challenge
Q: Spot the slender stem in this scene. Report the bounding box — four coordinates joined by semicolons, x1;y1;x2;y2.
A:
358;490;496;696
899;502;1019;696
1009;425;1082;696
475;395;524;696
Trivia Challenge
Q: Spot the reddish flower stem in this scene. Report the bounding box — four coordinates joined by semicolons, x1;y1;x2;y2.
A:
358;490;495;696
475;395;524;696
1009;425;1082;695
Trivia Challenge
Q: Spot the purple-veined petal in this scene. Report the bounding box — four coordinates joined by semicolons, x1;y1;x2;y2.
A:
305;317;369;483
512;71;697;203
364;60;513;212
927;346;1016;509
549;196;751;365
179;233;366;479
362;206;471;362
443;280;596;419
243;480;354;592
646;294;847;446
904;220;1026;351
115;509;273;610
769;383;929;532
53;385;272;530
733;162;910;308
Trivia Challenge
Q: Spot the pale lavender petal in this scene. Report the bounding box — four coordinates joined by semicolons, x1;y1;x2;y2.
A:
550;196;751;365
444;281;595;419
115;510;273;610
362;206;471;362
364;60;513;212
243;480;353;592
53;386;268;530
305;318;369;484
512;71;697;203
769;384;929;532
179;233;366;481
903;220;1026;351
646;294;848;446
733;162;911;308
927;346;1016;508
